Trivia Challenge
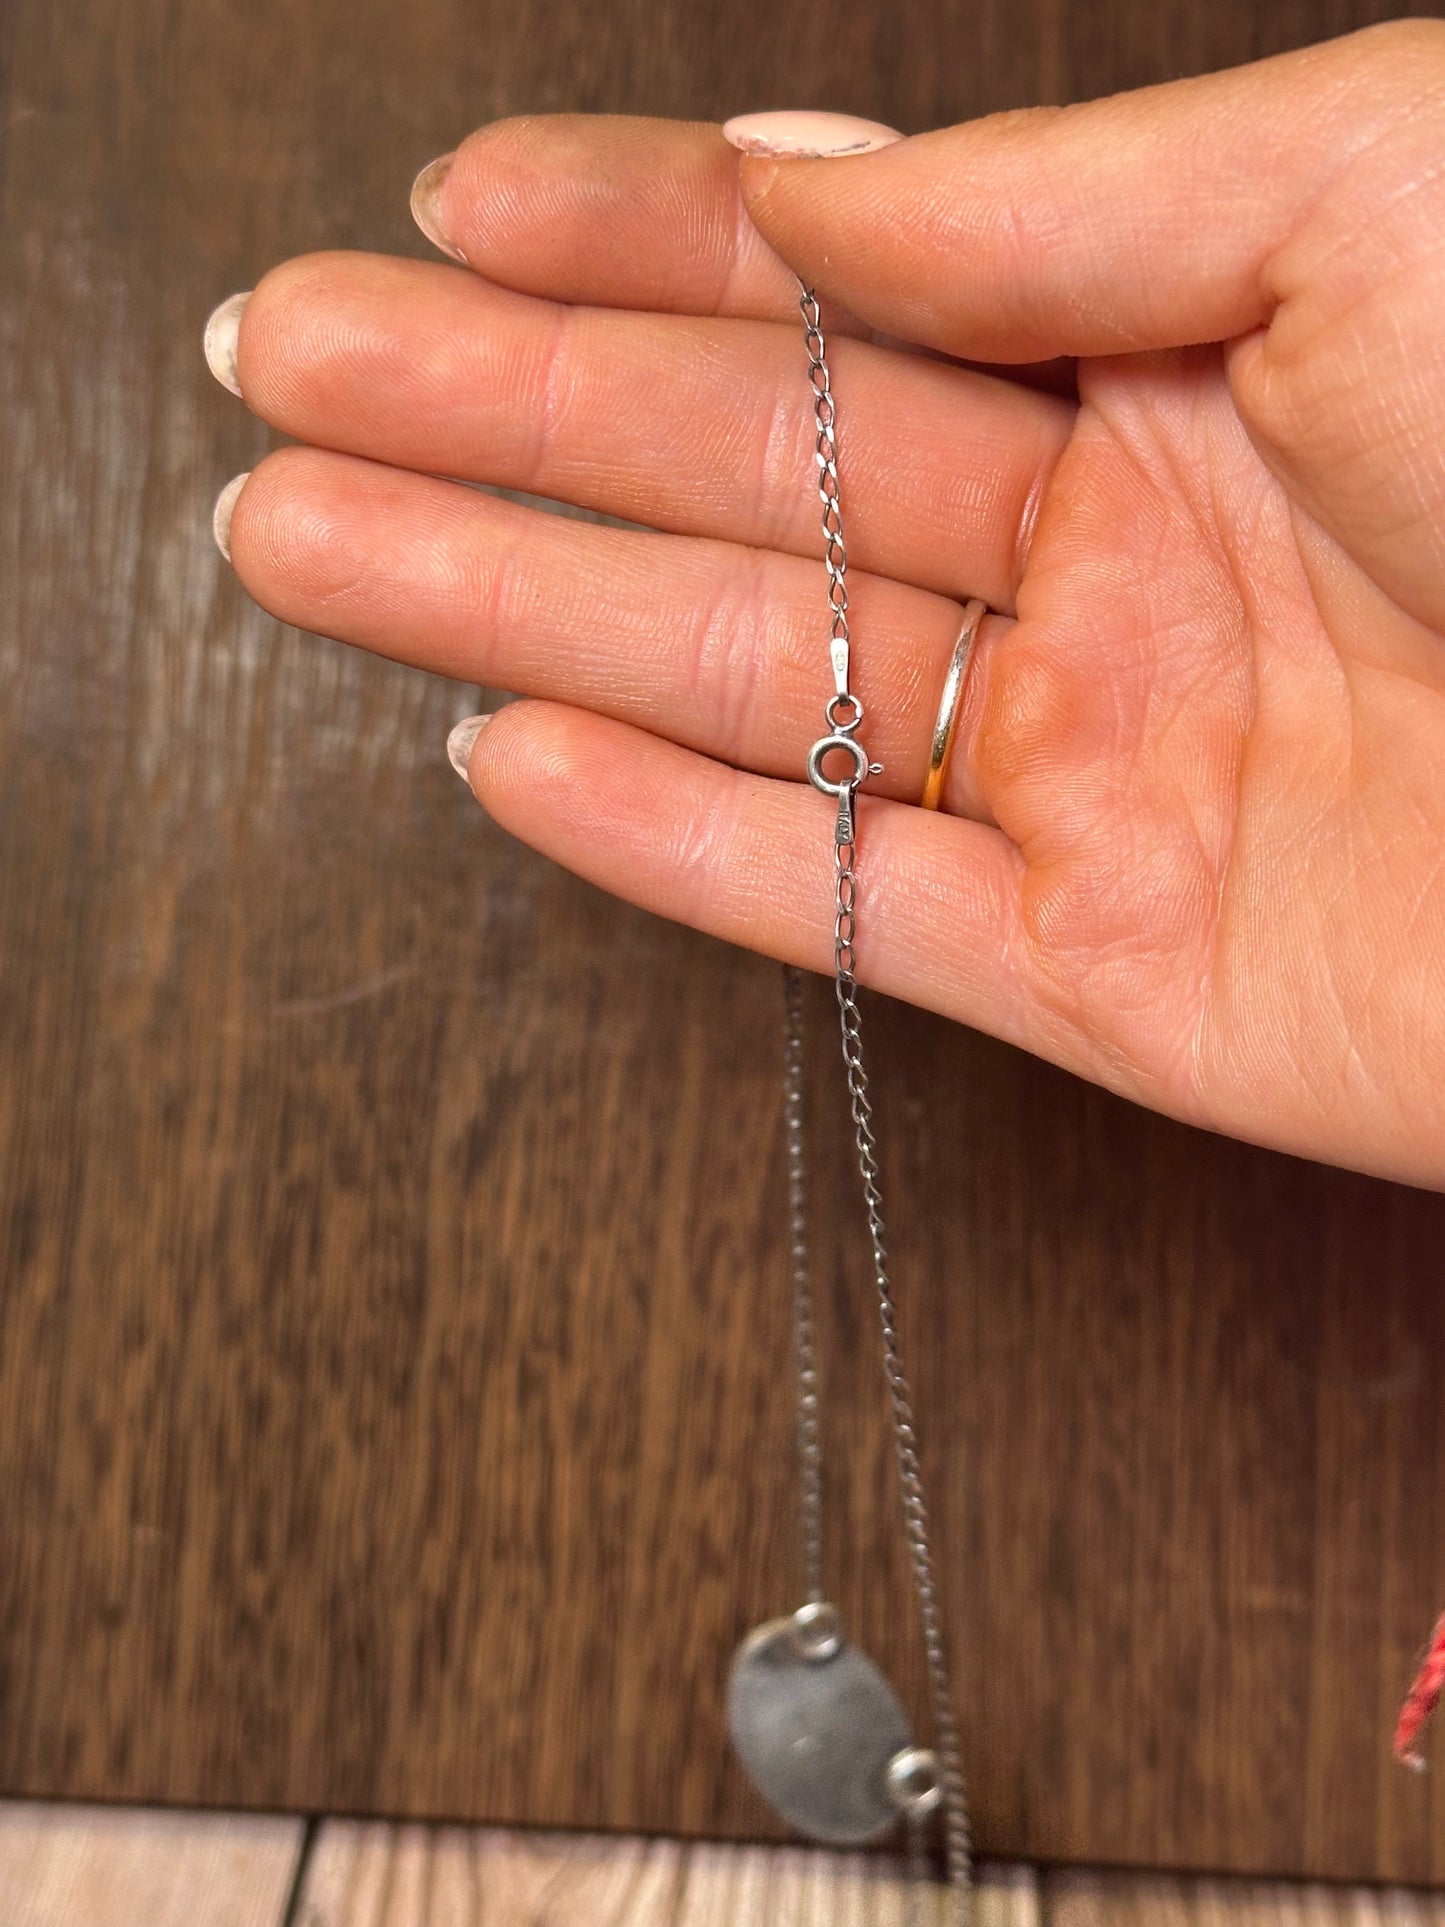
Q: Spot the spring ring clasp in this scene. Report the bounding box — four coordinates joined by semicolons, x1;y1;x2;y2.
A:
806;695;882;845
805;731;871;798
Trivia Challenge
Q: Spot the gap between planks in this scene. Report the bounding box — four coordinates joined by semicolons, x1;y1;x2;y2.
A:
5;1804;1445;1925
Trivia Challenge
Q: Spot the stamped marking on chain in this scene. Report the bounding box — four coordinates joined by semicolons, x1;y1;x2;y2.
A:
830;635;850;696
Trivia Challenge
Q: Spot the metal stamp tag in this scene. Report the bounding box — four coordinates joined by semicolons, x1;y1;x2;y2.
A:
727;1606;914;1845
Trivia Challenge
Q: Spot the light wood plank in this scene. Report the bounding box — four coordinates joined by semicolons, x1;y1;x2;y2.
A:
292;1826;1445;1927
11;1806;1445;1925
0;1802;304;1927
290;1823;1043;1926
1043;1870;1445;1924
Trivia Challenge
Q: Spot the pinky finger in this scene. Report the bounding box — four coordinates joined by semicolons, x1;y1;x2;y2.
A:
459;698;1051;1058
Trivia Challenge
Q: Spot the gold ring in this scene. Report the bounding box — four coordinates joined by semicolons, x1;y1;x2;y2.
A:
921;599;987;811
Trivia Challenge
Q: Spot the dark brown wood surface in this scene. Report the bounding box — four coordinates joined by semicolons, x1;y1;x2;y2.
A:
3;0;1445;1885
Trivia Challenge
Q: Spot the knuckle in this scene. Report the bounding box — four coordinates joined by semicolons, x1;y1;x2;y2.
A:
666;774;742;926
688;546;777;764
521;302;574;492
752;355;811;554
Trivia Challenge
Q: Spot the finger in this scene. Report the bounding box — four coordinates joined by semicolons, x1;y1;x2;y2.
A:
728;21;1445;362
462;699;1075;1077
413;114;1077;394
414;115;820;324
225;445;1007;826
232;250;1070;610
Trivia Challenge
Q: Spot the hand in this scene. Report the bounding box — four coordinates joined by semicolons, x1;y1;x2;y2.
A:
207;20;1445;1188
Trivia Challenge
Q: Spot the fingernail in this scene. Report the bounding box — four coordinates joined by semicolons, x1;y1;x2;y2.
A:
411;152;466;263
447;713;493;782
212;473;249;561
722;112;904;158
204;291;250;395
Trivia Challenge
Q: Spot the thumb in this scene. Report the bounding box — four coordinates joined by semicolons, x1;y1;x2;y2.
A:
724;21;1445;364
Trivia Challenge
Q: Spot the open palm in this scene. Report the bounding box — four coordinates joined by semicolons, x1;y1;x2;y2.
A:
213;21;1445;1187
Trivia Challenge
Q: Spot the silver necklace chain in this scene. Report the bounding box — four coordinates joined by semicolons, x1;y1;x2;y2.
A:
783;961;826;1609
787;285;973;1919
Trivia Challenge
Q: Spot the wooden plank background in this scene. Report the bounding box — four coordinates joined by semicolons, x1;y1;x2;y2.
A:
2;0;1445;1887
9;1805;1445;1927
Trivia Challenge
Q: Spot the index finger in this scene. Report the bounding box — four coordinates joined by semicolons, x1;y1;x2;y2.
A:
412;115;833;324
411;114;1079;395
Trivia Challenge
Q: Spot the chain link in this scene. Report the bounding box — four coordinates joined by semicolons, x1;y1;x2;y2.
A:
906;1808;932;1927
792;281;972;1924
800;288;852;697
800;289;848;648
783;963;826;1607
834;832;972;1915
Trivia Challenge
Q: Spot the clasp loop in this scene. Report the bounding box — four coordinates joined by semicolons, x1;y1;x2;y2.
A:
805;731;871;798
825;691;864;736
806;731;882;846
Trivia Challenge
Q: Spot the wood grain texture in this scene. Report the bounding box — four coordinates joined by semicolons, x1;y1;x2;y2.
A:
0;1803;303;1927
11;1808;1440;1927
1041;1871;1445;1925
3;0;1445;1887
297;1836;1445;1927
289;1824;1045;1927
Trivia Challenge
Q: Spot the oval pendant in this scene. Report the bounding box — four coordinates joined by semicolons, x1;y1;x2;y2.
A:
727;1604;913;1845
